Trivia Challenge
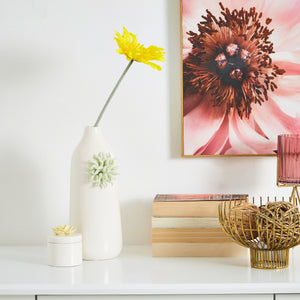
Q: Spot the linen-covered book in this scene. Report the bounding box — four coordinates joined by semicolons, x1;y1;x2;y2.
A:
152;217;221;229
153;194;248;217
152;242;248;257
152;228;231;243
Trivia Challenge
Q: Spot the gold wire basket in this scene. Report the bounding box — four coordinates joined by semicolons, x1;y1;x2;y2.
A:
218;197;300;269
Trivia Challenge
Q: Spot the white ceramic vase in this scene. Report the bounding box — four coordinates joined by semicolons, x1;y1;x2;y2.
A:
70;126;122;260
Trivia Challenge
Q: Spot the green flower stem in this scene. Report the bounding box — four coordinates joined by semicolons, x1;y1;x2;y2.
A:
94;59;134;127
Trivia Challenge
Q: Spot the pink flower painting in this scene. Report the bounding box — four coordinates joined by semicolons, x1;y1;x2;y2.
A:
182;0;300;156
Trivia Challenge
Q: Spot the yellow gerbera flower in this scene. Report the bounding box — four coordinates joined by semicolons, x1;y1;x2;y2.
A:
114;27;165;71
93;27;165;126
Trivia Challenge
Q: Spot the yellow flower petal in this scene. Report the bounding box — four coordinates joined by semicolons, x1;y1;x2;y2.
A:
114;27;165;70
52;225;77;236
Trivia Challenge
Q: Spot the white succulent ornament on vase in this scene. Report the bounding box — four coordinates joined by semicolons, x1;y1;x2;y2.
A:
87;152;118;189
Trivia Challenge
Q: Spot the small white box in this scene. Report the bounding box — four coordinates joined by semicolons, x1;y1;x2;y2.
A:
47;233;82;267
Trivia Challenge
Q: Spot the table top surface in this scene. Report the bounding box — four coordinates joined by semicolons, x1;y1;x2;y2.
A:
1;245;300;295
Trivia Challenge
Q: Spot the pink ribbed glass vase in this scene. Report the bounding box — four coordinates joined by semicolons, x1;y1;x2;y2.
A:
277;134;300;184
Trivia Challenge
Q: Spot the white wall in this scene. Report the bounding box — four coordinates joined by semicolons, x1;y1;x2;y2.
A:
0;0;289;245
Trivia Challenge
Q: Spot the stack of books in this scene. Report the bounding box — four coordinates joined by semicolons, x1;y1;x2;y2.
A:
152;194;248;257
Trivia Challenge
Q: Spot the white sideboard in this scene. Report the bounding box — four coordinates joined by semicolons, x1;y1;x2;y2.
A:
0;246;300;298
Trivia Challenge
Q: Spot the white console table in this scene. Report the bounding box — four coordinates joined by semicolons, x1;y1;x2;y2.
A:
0;245;300;299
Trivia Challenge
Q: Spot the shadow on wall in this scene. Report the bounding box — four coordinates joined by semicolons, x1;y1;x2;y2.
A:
166;0;182;159
121;198;153;245
0;144;47;244
213;156;264;192
212;155;279;196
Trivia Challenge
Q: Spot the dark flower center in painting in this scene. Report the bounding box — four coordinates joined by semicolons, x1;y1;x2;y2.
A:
183;2;285;118
213;43;250;86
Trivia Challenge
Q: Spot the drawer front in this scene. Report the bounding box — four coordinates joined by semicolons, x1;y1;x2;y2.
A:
0;297;34;300
38;294;273;300
276;295;300;300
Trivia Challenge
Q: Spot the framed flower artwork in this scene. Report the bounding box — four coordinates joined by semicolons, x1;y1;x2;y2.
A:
181;0;300;156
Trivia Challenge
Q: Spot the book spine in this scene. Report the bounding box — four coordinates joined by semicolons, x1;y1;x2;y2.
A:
152;200;246;217
154;194;249;202
152;242;248;257
152;228;230;243
152;217;220;228
152;201;219;217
